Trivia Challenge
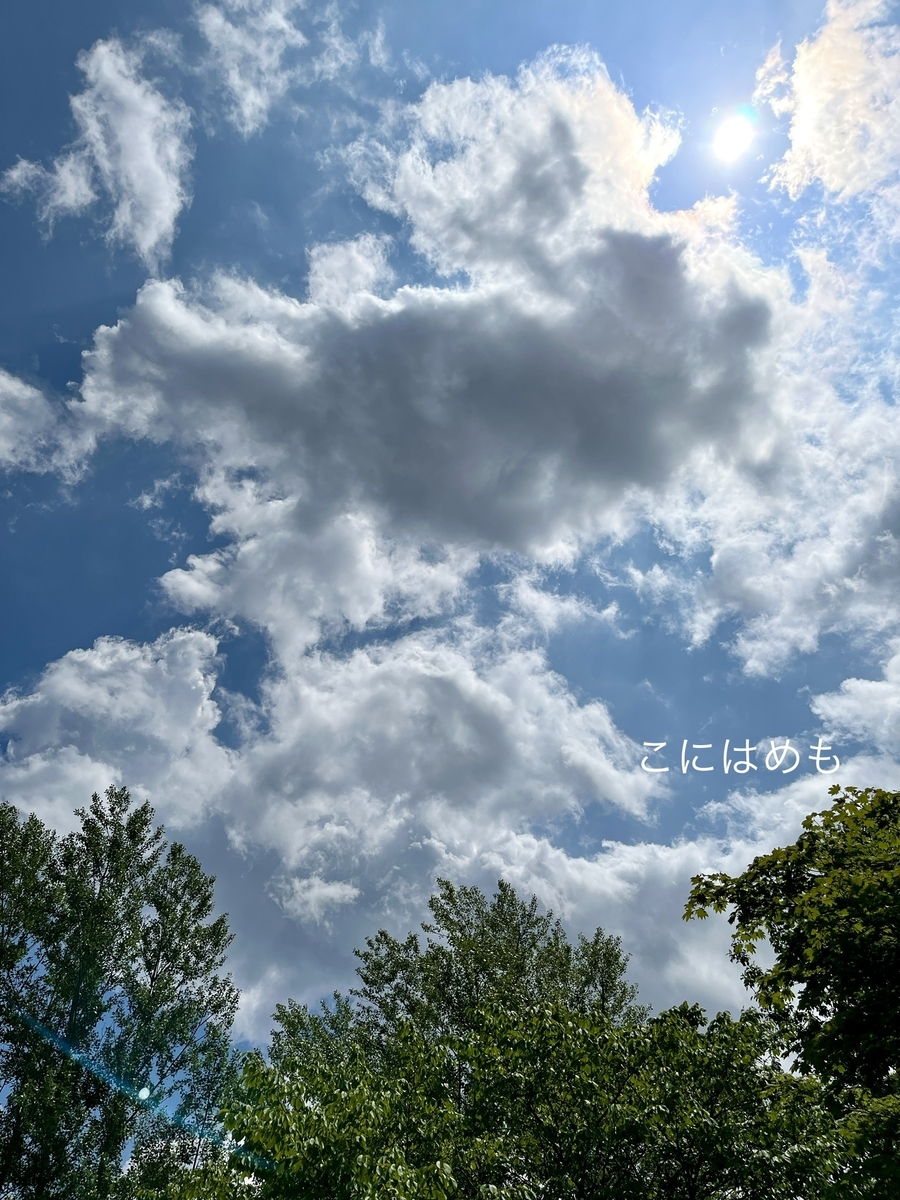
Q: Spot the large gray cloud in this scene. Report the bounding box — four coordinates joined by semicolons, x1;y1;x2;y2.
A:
74;51;774;565
77;234;770;557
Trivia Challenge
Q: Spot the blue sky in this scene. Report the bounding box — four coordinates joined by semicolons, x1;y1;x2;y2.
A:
1;0;899;1034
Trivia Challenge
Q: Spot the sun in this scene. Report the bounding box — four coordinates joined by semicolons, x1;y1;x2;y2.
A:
712;113;756;163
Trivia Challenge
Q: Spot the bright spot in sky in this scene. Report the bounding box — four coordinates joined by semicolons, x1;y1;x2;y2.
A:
712;114;756;162
138;1087;151;1101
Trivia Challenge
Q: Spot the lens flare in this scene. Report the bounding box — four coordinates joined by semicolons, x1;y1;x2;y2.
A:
4;992;274;1172
712;114;755;162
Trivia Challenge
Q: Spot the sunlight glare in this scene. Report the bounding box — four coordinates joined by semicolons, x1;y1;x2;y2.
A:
712;114;755;163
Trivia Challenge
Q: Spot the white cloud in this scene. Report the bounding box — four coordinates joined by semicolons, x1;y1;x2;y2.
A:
8;607;883;1031
0;629;233;826
500;572;626;638
198;0;370;135
2;155;96;224
275;874;361;924
75;47;773;563
755;0;900;214
198;0;310;135
0;593;666;1029
612;227;900;677
229;751;900;1028
66;37;900;683
1;38;192;270
0;746;123;837
465;752;900;1016
0;369;62;473
649;388;900;675
351;47;681;281
237;619;656;842
8;30;900;1035
307;233;394;308
12;42;897;792
312;12;361;81
811;640;900;750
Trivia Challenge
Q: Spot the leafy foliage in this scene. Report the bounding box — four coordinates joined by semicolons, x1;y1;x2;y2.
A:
184;880;847;1200
462;1001;842;1200
683;785;900;1091
684;784;900;1196
4;788;897;1197
351;877;646;1043
193;1000;845;1200
0;786;239;1198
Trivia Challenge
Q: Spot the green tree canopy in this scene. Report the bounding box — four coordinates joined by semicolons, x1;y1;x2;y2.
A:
683;784;900;1092
186;880;846;1200
0;786;239;1198
350;877;645;1046
197;994;844;1200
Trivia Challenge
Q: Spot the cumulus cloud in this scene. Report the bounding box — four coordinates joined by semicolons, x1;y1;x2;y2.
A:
755;0;900;213
76;259;769;558
811;640;900;750
0;629;233;827
351;49;680;279
1;38;192;270
470;749;900;1016
0;582;659;909
642;370;900;675
7;602;888;1030
226;620;656;856
53;45;900;868
601;217;900;678
307;233;394;307
74;52;774;567
8;29;900;1033
227;747;900;1029
0;594;664;1027
69;45;900;684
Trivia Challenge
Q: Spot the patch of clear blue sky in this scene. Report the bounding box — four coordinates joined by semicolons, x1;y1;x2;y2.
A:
0;443;218;688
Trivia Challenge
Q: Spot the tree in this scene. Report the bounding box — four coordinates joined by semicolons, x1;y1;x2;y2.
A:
184;880;846;1200
684;784;900;1196
351;877;646;1045
192;1000;844;1200
683;785;900;1092
462;1001;842;1200
0;786;240;1198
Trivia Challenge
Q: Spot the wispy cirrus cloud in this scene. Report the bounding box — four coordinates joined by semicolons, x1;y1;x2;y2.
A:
197;0;312;135
754;0;900;232
198;0;385;135
0;370;64;473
